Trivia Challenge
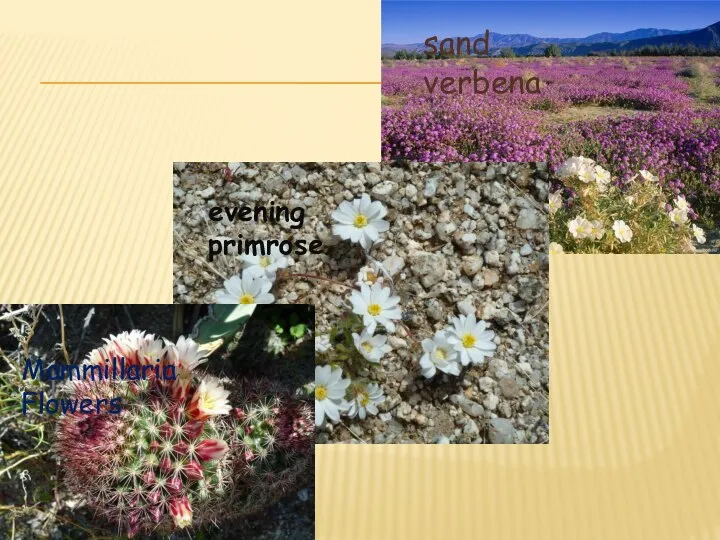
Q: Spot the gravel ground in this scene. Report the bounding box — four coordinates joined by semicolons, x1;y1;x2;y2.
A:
173;162;550;444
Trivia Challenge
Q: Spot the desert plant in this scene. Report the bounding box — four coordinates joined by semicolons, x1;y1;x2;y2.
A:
264;311;309;356
224;377;313;515
550;157;705;254
54;330;312;537
0;305;52;500
544;44;562;57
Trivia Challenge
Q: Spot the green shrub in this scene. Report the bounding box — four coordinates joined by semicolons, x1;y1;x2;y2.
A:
550;157;705;254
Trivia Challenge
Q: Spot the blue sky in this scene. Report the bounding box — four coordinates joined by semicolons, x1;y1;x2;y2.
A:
383;1;720;42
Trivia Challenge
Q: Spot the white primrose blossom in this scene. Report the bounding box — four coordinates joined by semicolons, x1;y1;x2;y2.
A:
347;383;384;420
314;365;350;426
240;249;289;280
419;330;461;378
356;261;385;288
557;156;596;180
567;216;592;239
612;220;633;243
557;157;611;191
331;194;389;250
549;242;564;254
577;165;596;183
548;191;562;215
589;220;605;240
350;282;402;335
594;166;612;191
674;196;690;213
692;224;706;244
447;314;496;366
352;330;391;363
668;207;689;225
639;170;659;183
216;271;275;304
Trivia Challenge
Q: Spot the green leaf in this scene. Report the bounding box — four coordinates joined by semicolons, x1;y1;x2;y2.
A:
290;323;307;339
192;304;256;347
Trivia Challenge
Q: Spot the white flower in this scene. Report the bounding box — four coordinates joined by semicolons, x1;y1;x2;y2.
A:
668;207;689;225
557;156;596;180
216;272;275;304
639;170;659;183
594;166;611;191
347;383;384;420
331;194;390;250
567;216;592;239
589;220;605;240
105;330;154;359
135;335;166;366
355;261;385;288
188;376;232;419
240;249;289;280
548;191;562;215
625;196;635;205
549;242;564;254
612;220;633;243
352;330;391;363
166;335;208;372
419;330;461;378
577;165;596;183
315;334;332;353
692;224;706;244
447;314;496;366
315;365;350;426
350;282;402;335
673;196;690;212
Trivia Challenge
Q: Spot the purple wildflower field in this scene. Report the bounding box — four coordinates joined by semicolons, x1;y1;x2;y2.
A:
382;57;720;221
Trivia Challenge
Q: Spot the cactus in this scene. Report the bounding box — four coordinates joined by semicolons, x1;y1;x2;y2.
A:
192;304;256;353
222;378;314;517
55;330;313;538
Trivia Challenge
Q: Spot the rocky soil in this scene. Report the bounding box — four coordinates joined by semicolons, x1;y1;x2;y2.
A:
173;162;550;444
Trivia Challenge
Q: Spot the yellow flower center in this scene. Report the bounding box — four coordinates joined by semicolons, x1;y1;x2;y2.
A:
367;304;381;316
198;390;222;412
359;393;370;407
315;385;328;401
353;214;368;228
434;348;447;361
239;294;255;304
259;256;271;268
366;271;377;283
361;343;374;353
461;333;477;348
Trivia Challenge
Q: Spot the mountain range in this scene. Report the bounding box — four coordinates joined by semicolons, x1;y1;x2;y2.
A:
381;22;720;56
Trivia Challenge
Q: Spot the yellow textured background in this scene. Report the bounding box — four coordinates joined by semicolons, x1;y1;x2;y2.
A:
318;256;720;539
3;3;720;540
0;1;379;302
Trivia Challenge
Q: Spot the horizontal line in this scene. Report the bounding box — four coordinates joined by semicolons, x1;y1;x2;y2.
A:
40;81;381;85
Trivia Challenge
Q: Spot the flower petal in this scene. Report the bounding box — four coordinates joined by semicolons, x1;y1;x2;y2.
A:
196;439;229;461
